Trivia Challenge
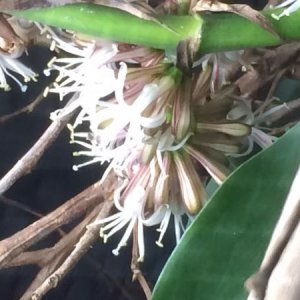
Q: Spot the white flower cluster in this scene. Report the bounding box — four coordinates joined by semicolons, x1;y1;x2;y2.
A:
42;28;190;260
41;27;260;261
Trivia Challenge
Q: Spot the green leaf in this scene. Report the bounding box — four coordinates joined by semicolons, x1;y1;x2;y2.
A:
152;123;300;300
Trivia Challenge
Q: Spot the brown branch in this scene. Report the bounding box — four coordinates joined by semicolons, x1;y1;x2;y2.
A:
0;170;117;299
0;194;45;219
19;204;102;299
0;91;45;124
7;248;56;268
6;205;96;269
0;194;65;237
131;224;152;300
0;171;117;268
0;105;75;195
236;43;300;96
267;98;300;125
26;200;114;300
254;67;287;117
136;274;152;300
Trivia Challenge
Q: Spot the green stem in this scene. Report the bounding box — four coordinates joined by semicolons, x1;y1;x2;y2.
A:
200;9;299;53
10;4;300;54
11;4;202;53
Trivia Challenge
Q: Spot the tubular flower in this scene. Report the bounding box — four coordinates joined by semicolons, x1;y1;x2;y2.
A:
0;52;37;92
40;26;118;122
90;184;151;262
226;96;279;152
272;0;300;19
41;26;271;259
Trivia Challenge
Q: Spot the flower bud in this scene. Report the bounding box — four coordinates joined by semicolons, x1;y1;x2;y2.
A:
184;145;229;185
191;132;242;154
141;141;157;164
174;151;207;215
196;122;251;137
153;152;171;207
172;78;192;141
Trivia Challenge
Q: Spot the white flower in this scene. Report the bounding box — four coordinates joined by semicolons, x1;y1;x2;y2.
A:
88;183;186;259
70;63;167;170
42;28;169;172
39;25;118;122
272;0;300;19
45;41;118;101
88;63;164;147
226;99;278;154
87;154;191;259
89;184;166;262
154;204;186;248
251;127;277;149
0;52;37;92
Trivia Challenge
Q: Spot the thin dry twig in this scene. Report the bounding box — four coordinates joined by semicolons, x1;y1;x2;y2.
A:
28;200;114;300
20;203;103;299
0;169;117;300
0;91;45;124
131;224;152;300
0;194;66;237
0;194;44;219
269;98;300;125
254;68;287;116
7;207;96;269
0;171;117;268
0;107;75;195
136;273;152;300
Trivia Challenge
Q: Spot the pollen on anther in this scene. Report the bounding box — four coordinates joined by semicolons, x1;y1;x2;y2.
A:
47;56;57;68
50;40;56;51
43;87;49;97
155;241;164;248
103;235;109;243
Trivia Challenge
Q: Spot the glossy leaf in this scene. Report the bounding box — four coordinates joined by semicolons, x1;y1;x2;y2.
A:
152;122;300;300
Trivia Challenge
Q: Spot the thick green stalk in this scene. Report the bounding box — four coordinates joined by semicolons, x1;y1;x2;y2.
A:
200;9;299;53
11;4;300;54
11;4;202;53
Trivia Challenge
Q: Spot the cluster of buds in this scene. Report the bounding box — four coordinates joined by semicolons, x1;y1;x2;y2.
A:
39;25;258;261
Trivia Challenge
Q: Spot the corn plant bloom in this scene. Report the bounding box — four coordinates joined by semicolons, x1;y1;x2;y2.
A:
34;21;279;260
